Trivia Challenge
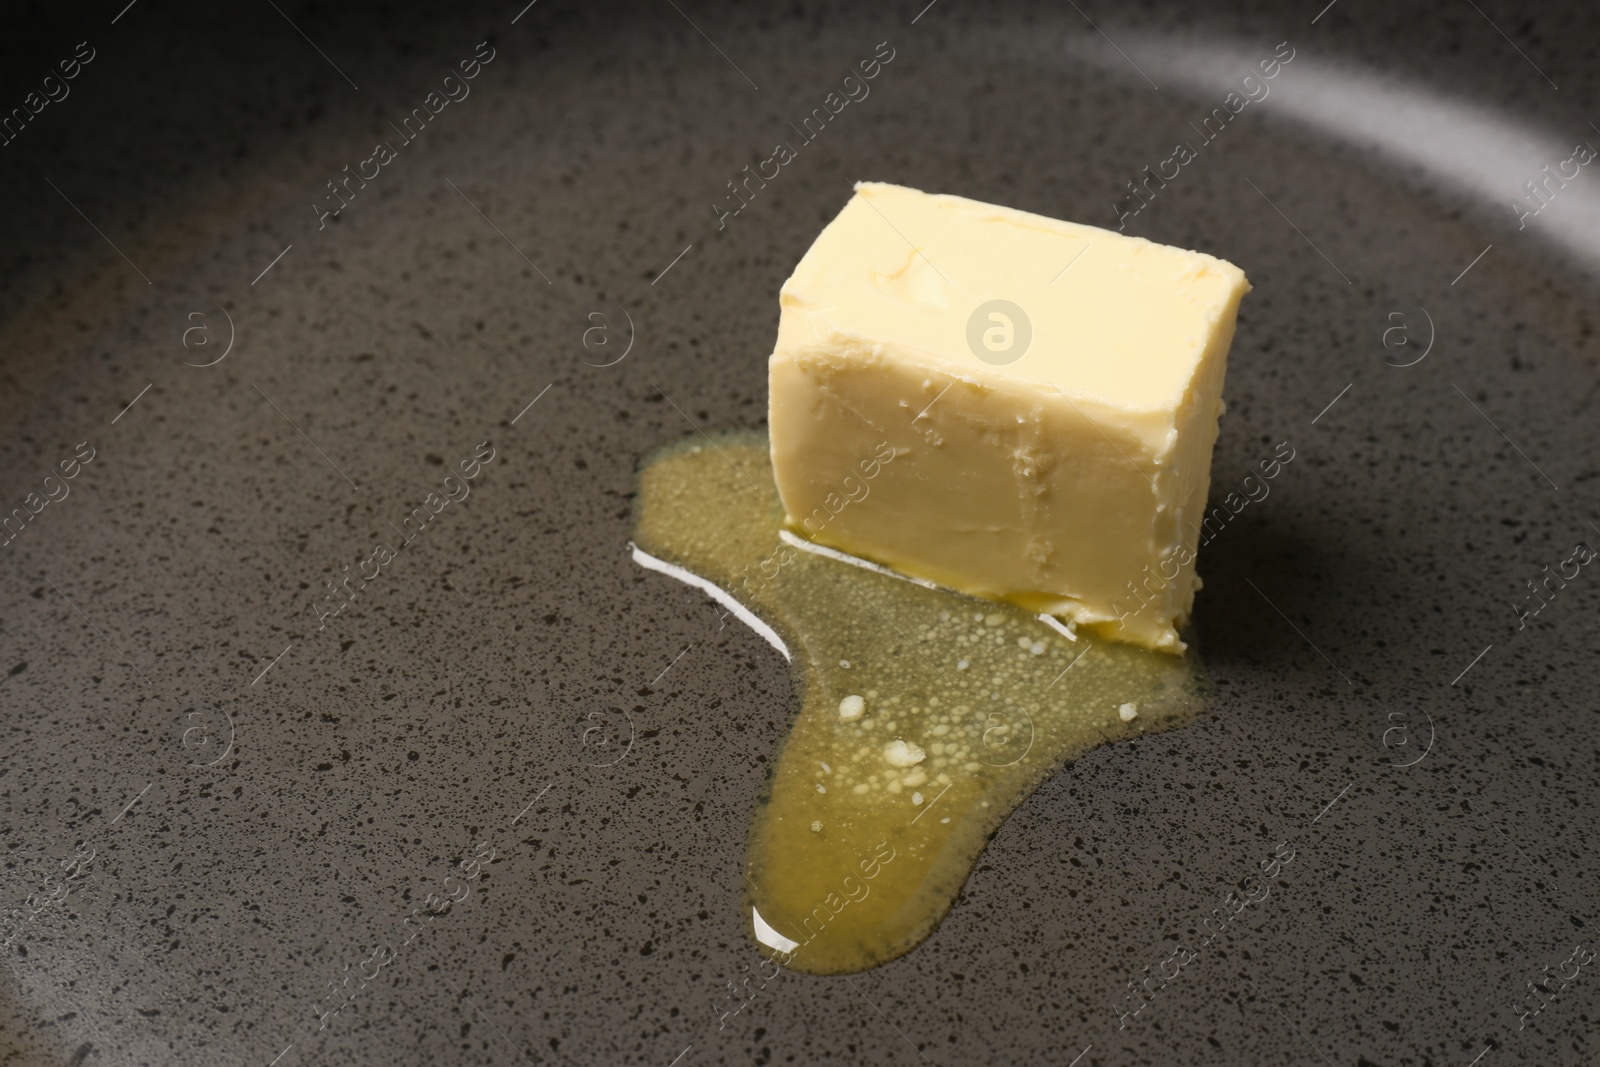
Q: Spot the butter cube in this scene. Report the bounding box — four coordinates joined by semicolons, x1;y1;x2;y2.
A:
767;182;1249;652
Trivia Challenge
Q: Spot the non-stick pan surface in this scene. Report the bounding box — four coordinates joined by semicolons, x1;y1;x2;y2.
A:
2;1;1598;1064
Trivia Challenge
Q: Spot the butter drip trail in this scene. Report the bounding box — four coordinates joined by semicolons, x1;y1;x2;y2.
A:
633;433;1208;974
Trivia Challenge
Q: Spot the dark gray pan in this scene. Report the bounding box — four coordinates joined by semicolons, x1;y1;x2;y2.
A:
1;1;1597;1064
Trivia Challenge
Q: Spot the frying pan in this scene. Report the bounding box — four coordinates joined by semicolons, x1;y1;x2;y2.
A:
1;0;1597;1063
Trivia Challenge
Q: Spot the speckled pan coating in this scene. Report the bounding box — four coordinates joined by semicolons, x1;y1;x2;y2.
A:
0;1;1597;1064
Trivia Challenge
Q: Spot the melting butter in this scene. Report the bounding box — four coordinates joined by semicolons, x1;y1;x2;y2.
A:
634;433;1207;974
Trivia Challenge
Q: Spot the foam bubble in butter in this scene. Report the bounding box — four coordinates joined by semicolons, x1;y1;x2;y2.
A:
633;432;1207;974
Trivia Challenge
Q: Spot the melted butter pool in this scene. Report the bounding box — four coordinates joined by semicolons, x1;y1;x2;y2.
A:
633;433;1207;974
